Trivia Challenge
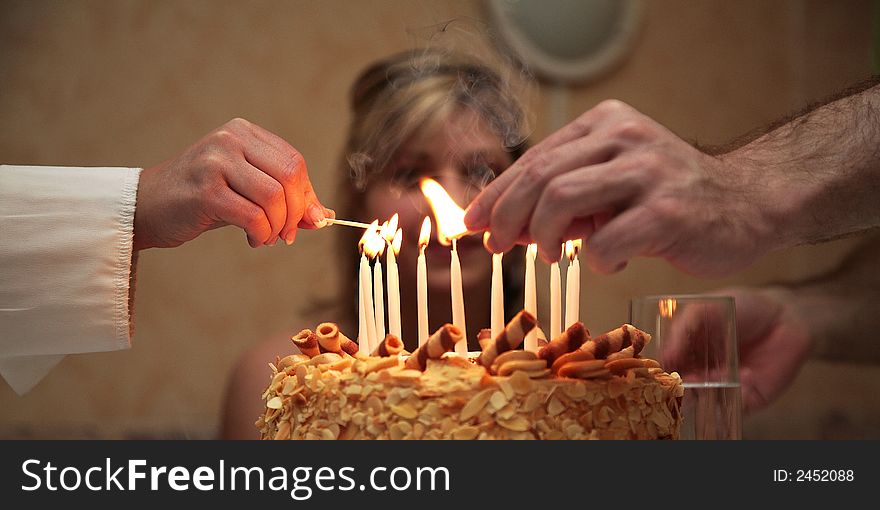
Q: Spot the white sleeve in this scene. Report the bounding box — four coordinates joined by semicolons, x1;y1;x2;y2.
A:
0;165;142;395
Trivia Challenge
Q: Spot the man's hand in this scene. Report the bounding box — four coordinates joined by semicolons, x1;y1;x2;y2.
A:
465;100;777;277
133;118;333;251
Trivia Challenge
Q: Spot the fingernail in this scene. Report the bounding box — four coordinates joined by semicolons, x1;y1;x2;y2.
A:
487;235;503;253
285;237;293;246
266;236;278;246
308;203;327;228
463;203;486;229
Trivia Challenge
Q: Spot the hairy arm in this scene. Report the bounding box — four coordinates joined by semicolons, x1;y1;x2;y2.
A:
721;81;880;249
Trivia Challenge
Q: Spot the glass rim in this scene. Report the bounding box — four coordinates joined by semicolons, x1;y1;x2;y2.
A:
630;294;735;303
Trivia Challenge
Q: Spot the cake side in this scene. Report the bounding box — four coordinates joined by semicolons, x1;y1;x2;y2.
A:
257;354;683;440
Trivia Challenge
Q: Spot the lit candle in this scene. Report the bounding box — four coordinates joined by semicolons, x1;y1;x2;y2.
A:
419;178;469;354
450;238;467;354
524;243;538;351
564;240;576;328
357;248;369;355
373;239;386;342
358;221;379;353
387;228;403;340
381;214;401;339
486;233;504;340
550;244;562;340
417;217;431;346
572;240;581;326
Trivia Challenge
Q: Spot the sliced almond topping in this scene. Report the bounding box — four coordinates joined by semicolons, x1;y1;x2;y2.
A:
489;391;509;411
547;397;565;417
497;378;515;400
522;392;542;413
390;404;418;419
496;415;530;432
451;425;480;440
508;370;533;394
460;388;494;421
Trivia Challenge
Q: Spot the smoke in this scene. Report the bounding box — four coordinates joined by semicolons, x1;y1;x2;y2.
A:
345;17;537;192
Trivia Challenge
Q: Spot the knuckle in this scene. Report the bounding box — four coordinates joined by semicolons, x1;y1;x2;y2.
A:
519;159;547;187
517;146;541;169
613;120;649;142
245;207;266;232
193;154;227;188
209;129;237;149
278;149;304;183
545;180;572;204
571;112;593;132
647;197;682;227
226;117;252;131
625;150;661;176
268;181;285;204
595;99;630;116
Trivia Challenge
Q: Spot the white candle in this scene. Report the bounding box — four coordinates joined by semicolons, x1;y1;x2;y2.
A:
524;243;538;351
359;251;377;352
571;255;581;326
451;238;467;354
564;241;575;328
417;218;431;346
550;259;561;340
491;252;504;339
357;261;368;355
373;256;385;342
387;229;402;340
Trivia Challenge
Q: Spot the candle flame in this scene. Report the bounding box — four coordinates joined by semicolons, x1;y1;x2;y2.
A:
420;178;467;246
573;239;583;256
527;243;537;257
384;214;399;242
359;220;379;253
362;220;385;259
392;228;402;256
564;240;575;261
482;232;492;251
659;298;677;318
418;216;432;248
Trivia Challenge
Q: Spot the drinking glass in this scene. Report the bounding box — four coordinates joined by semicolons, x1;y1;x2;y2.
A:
630;295;742;440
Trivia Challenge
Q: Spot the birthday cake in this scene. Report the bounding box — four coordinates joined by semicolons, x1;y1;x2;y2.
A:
256;311;683;440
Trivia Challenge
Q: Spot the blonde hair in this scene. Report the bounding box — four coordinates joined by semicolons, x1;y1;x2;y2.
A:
331;50;528;335
344;50;528;191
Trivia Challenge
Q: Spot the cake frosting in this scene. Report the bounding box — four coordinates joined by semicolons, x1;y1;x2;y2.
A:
257;311;684;440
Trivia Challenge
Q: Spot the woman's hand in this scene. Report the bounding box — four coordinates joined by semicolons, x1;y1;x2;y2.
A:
661;287;812;414
133;118;333;251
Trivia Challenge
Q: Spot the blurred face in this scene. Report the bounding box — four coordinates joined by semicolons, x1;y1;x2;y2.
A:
364;106;513;290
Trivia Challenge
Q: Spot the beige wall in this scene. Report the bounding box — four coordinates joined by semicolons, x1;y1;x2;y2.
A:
1;0;876;438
